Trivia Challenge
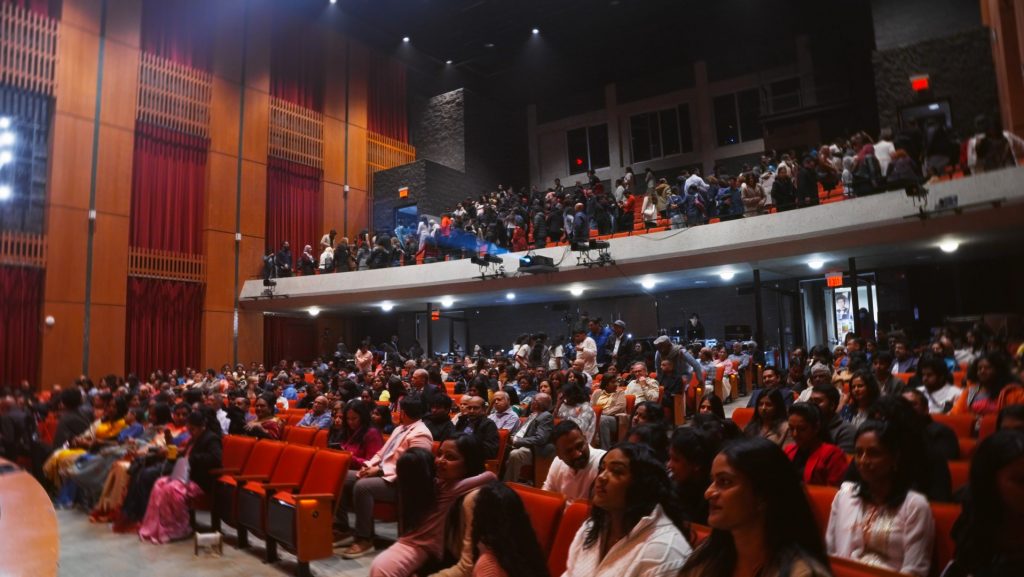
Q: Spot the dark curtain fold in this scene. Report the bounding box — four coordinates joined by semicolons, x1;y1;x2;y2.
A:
140;0;211;70
0;266;42;387
130;122;208;254
1;0;61;18
265;156;322;254
125;277;203;377
263;315;316;366
269;17;325;111
368;52;408;142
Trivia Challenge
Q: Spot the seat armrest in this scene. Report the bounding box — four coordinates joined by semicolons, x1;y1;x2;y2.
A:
233;474;270;482
210;467;241;476
290;493;335;501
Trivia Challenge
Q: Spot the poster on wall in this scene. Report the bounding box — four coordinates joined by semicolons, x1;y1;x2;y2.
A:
833;288;855;340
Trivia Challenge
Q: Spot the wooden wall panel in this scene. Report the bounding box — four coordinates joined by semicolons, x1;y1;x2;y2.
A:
323;182;344;234
99;42;140;130
203;230;236;311
344;187;370;237
241;88;269;163
210;7;244;85
43;206;88;303
346;124;368;191
209;78;241;156
239;235;266;279
205;152;238;233
323;35;348;122
55;23;100;119
323;116;344;184
94;125;135;216
40;302;85;388
87;303;126;378
49;115;94;210
239;159;267;238
104;0;140;48
237;310;264;365
61;0;101;33
346;41;369;129
244;1;272;93
89;213;129;306
201;310;233;369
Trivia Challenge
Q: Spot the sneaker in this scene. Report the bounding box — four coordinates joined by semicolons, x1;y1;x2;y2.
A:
340;540;376;559
332;529;354;547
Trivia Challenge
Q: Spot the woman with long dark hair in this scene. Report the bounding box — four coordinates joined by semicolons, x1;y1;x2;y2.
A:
838;370;880;428
827;420;935;576
668;427;718;525
944;429;1024;577
369;434;495;577
784;402;846;487
563;443;691;577
679;438;830;577
329;399;384;469
743;388;790;446
556;383;596;445
952;352;1023;418
469;481;549;577
371;404;395;436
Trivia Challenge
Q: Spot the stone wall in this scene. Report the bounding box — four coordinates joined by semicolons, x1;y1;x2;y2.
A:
414;89;466;173
871;0;982;51
371;159;474;233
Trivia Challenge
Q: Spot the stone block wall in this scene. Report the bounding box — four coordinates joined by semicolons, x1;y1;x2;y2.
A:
371;159;473;233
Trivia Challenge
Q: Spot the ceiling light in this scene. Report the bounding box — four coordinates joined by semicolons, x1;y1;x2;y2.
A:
402;36;410;43
308;306;321;317
532;28;540;35
694;280;707;285
640;278;656;290
0;132;14;146
505;292;515;301
807;259;825;270
569;285;584;297
719;271;736;281
939;240;959;253
0;185;12;201
0;151;11;165
440;296;454;308
329;0;337;4
445;59;453;65
0;117;9;129
381;301;394;312
484;43;495;48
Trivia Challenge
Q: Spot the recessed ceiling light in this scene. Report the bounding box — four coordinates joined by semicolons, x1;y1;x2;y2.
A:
402;36;410;43
440;296;454;308
939;240;959;253
640;278;656;290
505;292;515;301
484;43;495;48
308;306;321;317
329;0;337;4
807;259;825;270
0;117;10;129
532;28;540;35
380;301;394;312
0;185;11;201
445;59;453;65
569;286;584;297
719;271;736;281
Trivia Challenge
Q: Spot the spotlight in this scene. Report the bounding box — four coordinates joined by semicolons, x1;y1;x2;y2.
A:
329;0;336;4
571;239;614;268
381;301;394;312
640;278;656;290
308;306;321;317
0;185;11;201
0;132;13;146
939;240;959;253
0;117;9;129
807;259;825;270
471;252;506;280
569;286;584;297
440;296;454;308
402;36;410;43
445;59;453;65
532;28;540;35
505;292;515;301
719;271;735;281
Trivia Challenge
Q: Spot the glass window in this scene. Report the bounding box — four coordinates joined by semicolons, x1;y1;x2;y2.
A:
770;78;801;112
630;114;653;163
566;124;609;174
714;94;739;146
677;103;693;153
588;124;609;169
395;205;418;229
659;107;680;157
738;89;762;142
567;127;589;175
630;108;689;163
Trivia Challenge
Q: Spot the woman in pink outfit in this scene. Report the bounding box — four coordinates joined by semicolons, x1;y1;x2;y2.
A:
468;481;549;577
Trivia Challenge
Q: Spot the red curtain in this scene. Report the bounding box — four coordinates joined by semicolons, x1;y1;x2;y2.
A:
263;315;316;366
368;52;408;142
269;17;325;111
140;0;211;70
130;122;208;255
265;156;323;254
1;0;60;18
0;266;42;387
125;277;203;377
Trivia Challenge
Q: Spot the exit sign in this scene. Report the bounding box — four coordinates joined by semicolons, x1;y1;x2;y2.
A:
399;187;409;198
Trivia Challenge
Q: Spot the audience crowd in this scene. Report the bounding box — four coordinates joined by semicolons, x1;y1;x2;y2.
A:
2;317;1023;577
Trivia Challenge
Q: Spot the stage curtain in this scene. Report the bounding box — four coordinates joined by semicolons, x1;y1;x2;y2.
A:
368;52;408;142
125;277;203;378
265;156;323;254
269;17;325;111
140;0;211;70
0;266;42;387
263;315;316;365
1;0;61;18
129;122;208;254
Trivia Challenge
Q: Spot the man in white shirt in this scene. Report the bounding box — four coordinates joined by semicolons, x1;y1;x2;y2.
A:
573;328;598;376
543;420;605;502
917;357;962;414
874;128;896;175
625;361;660;403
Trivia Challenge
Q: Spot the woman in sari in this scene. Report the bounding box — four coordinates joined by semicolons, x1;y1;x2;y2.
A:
44;395;128;502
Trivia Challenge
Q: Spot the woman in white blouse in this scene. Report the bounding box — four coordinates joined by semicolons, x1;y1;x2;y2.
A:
827;420;935;577
562;443;691;577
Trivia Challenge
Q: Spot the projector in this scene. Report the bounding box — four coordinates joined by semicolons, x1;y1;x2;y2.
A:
519;254;557;274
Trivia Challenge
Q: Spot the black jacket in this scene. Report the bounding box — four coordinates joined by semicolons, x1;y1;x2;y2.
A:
454;415;499;459
511;411;553;449
188;429;223;494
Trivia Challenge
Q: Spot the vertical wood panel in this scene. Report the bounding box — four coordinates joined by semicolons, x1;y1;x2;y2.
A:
88;303;126;378
345;186;370;236
323;33;348;122
323;116;344;184
54;22;100;118
43;206;88;303
48;114;94;210
239;235;265;279
209;77;241;156
94;125;135;216
323;181;343;234
205;152;238;233
90;213;129;306
239;158;267;238
237;310;264;365
201;310;234;370
40;302;85;388
61;0;102;34
347;41;369;130
100;42;140;131
346;124;368;191
203;230;236;311
242;87;269;162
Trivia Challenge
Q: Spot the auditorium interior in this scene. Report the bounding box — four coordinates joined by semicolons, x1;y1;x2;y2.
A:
2;0;1024;576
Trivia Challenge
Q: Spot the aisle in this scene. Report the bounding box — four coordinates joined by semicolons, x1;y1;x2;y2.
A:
57;509;375;577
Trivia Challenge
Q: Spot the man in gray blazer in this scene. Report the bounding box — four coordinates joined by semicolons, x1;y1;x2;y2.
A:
501;393;554;482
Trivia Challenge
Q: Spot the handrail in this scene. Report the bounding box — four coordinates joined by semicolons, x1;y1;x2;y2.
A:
128;246;205;283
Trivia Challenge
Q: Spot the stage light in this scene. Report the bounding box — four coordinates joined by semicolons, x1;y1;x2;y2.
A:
640;278;656;290
381;301;394;312
505;292;515;301
807;259;825;270
0;185;11;201
402;36;410;43
445;59;453;65
532;28;540;35
0;151;11;165
0;132;14;146
440;296;454;308
308;306;321;317
939;240;959;253
0;117;9;129
719;270;735;281
329;0;337;4
569;285;584;297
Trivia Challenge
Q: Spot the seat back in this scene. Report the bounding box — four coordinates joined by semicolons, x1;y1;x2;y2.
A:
805;484;839;537
948;460;970;493
268;444;317;486
238;440;286;477
932;414;974;439
285;413;304;426
895;372;914;384
731;407;755;430
957;438;976;461
285;426;319;445
930;502;960;577
221;435;257;472
830;556;909;577
977;415;997;439
510;484;566;557
624;394;636;416
298;449;351;497
689;523;712;546
312;429;329;448
547;499;590;577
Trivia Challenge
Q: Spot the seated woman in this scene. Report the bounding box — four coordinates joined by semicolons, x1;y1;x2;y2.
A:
138;409;222;544
240;394;282;440
556;383;597;446
328;399;384;468
679;438;831;577
838;370;880;429
468;481;549;577
369;435;495;577
743;388;790;446
827;420;935;576
44;394;128;504
952;352;1023;420
630;400;668;431
563;443;691;577
371;404;395;436
626;423;669;463
784;402;847;486
668;427;718;525
944;429;1024;577
65;405;148;509
697;392;726;419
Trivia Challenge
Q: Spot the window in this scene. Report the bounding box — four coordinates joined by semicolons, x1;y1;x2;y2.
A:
395;205;418;229
714;89;763;147
769;78;801;112
630;106;693;163
566;124;609;175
